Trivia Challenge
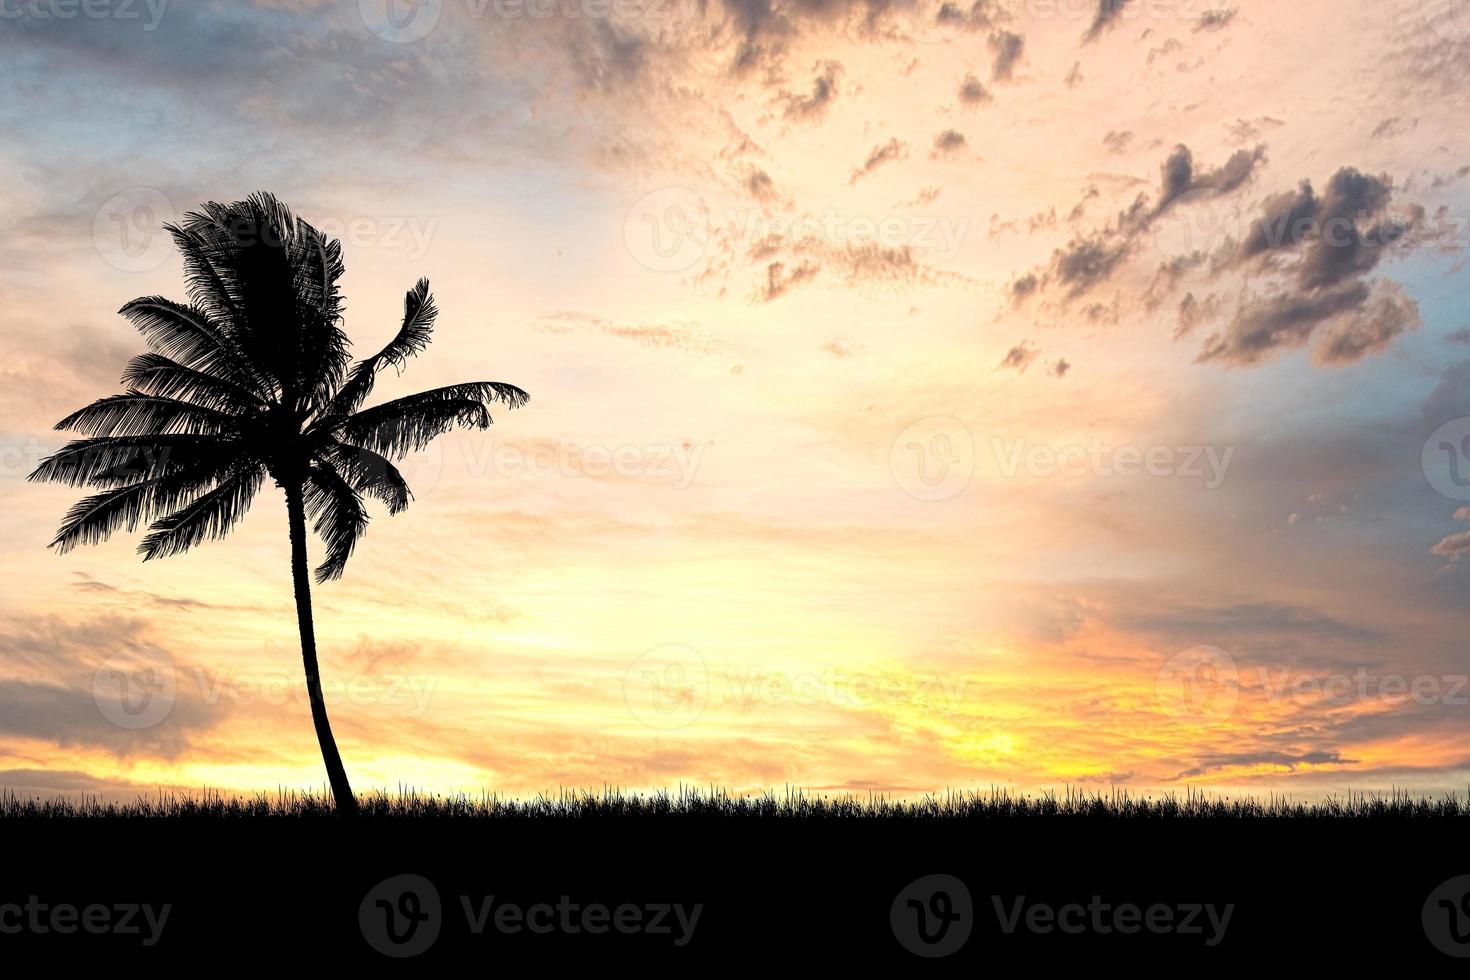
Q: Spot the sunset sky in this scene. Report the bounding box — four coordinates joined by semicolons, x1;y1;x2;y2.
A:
3;0;1470;800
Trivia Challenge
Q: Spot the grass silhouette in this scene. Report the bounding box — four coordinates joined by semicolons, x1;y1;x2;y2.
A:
6;786;1468;822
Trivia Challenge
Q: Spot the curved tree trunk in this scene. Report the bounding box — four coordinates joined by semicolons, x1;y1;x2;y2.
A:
284;481;358;815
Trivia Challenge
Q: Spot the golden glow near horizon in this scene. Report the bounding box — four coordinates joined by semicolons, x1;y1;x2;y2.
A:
2;0;1470;800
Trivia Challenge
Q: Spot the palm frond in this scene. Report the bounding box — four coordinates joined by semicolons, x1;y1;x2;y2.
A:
303;463;368;582
51;482;165;554
165;223;242;332
28;435;236;488
55;392;238;438
121;353;267;412
326;278;436;418
48;457;237;553
137;466;265;561
287;216;350;414
338;382;529;458
118;297;265;396
319;442;411;515
290;217;347;324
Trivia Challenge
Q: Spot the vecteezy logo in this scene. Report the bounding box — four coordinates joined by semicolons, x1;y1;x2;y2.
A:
1424;418;1470;501
360;874;442;958
622;187;710;273
891;874;973;957
92;188;177;272
1155;645;1239;724
1424;875;1470;957
92;646;176;730
623;644;709;729
890;416;975;501
1150;188;1244;275
359;0;442;43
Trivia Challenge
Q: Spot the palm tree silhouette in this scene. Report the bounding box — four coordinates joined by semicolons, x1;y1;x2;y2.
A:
29;193;528;814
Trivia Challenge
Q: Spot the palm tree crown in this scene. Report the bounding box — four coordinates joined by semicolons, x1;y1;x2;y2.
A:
30;192;528;579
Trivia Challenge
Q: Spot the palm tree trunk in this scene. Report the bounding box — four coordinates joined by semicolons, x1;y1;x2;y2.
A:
284;480;358;815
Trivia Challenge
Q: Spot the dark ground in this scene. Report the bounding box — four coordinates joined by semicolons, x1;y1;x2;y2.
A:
3;792;1466;964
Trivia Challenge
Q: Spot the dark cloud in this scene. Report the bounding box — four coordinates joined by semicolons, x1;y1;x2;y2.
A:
740;164;795;212
1237;181;1320;262
1430;165;1470;190
1292;170;1403;289
839;243;937;287
958;72;991;106
0;680;207;759
749;240;954;301
762;260;821;301
930;129;969;159
715;0;796;74
1155;143;1267;215
707;211;970;302
900;185;944;208
1230;116;1285;144
0;615;225;758
1008;272;1040;304
748;168;777;201
1196;168;1423;366
1312;283;1420;366
1103;130;1134;154
1050;233;1133;298
1197;145;1268;194
1083;0;1134;42
1050;358;1072;378
849;138;909;184
1176;291;1223;337
1013;144;1265;302
998;341;1038;373
1152;146;1199;202
934;0;1002;34
989;204;1061;239
1159;146;1198;205
1080;297;1121;325
1196;283;1367;365
1008;146;1423;371
1371;117;1416;140
780;60;843;123
988;30;1024;82
1197;281;1419;368
1147;37;1184;66
712;0;914;75
1194;8;1238;32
